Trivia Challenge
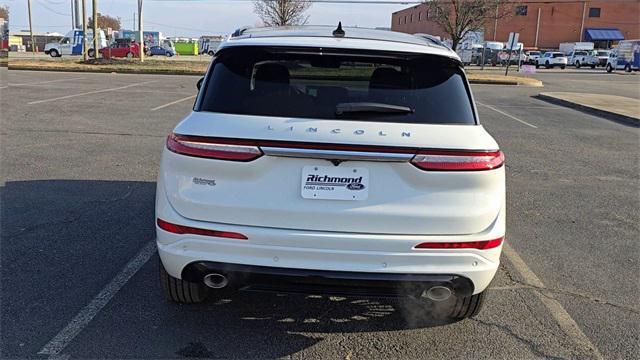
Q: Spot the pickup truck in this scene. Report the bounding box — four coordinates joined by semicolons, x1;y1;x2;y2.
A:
567;50;598;69
525;51;541;65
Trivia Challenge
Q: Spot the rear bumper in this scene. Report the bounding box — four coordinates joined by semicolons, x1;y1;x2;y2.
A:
156;160;505;296
156;204;503;295
182;261;475;298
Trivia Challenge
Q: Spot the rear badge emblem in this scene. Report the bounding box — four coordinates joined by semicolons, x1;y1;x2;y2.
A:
193;177;216;186
346;183;365;191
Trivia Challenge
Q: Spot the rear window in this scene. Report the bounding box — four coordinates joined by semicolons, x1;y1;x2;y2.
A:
553;53;565;58
198;46;475;125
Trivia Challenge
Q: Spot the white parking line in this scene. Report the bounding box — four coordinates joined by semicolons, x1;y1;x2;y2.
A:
38;241;156;357
502;243;604;360
28;81;156;105
150;94;196;111
9;77;86;87
477;101;539;129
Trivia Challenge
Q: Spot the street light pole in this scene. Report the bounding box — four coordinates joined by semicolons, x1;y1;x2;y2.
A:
138;0;144;62
27;0;36;55
92;0;98;58
82;0;87;61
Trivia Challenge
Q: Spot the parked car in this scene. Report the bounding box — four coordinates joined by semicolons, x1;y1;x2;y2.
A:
147;45;175;57
536;52;567;69
606;40;640;73
595;50;610;67
525;51;541;65
567;50;597;68
99;40;142;59
155;25;505;320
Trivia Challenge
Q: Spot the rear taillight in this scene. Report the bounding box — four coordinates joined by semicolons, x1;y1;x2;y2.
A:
415;237;503;250
411;150;504;171
157;218;248;239
167;133;263;161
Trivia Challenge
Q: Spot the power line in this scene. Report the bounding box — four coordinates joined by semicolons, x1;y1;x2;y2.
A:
35;0;71;16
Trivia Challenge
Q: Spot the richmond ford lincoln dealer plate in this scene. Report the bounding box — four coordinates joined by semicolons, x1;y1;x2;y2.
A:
301;166;369;200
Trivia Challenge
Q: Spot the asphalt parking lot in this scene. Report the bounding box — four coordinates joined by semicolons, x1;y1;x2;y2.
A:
1;68;638;359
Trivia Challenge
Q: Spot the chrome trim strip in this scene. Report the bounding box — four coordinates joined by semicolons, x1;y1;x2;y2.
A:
261;147;413;162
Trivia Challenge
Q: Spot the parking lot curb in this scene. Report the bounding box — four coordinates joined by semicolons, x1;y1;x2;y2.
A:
8;64;203;76
536;93;640;127
468;78;543;87
8;64;543;86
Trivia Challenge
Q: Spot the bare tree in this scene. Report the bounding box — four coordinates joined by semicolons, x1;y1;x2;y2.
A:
0;5;9;20
253;0;312;26
88;13;122;31
423;0;514;50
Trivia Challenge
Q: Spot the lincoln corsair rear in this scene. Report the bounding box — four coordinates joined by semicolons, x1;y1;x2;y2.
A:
156;26;505;319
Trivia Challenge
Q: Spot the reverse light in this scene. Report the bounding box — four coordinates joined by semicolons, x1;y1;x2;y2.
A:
157;218;248;240
415;237;504;250
411;150;504;171
167;133;263;161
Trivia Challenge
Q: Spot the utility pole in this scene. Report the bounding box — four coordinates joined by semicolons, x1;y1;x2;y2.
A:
138;0;144;62
82;0;87;61
493;3;499;41
579;1;587;42
534;8;541;48
70;0;75;30
133;12;136;30
27;0;36;55
92;0;98;58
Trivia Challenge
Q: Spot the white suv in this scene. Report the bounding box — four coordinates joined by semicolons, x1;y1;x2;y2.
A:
156;25;505;319
536;51;568;69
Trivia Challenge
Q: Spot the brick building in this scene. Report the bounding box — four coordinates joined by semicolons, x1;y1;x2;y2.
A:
391;0;640;49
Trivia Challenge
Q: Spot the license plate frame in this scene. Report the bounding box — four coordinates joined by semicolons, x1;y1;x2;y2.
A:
301;166;369;201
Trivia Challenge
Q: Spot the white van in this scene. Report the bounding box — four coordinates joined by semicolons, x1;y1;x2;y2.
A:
606;40;640;72
44;29;107;57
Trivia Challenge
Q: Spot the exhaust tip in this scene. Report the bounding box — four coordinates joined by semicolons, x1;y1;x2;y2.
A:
423;286;452;301
203;273;229;289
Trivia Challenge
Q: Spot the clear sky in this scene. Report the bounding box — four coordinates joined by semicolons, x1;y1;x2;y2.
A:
3;0;415;36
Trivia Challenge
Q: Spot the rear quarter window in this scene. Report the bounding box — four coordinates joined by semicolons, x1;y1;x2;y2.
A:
198;46;476;125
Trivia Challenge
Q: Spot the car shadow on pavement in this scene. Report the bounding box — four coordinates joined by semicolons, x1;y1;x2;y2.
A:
116;256;461;359
1;180;460;359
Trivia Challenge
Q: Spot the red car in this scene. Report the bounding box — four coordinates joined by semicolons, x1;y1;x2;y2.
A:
99;41;142;59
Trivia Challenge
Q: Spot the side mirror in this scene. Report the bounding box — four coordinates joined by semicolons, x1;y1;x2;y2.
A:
197;77;204;90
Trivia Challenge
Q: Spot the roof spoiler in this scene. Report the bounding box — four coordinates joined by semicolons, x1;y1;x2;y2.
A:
231;26;253;38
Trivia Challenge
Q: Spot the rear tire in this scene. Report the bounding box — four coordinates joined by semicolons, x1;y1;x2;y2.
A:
49;49;59;57
561;65;566;70
575;61;581;68
126;52;134;59
160;261;208;303
449;291;486;319
625;64;632;72
208;50;214;56
606;64;613;73
88;49;95;58
590;65;596;69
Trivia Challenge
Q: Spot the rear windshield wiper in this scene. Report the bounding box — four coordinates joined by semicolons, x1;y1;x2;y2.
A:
335;102;414;116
